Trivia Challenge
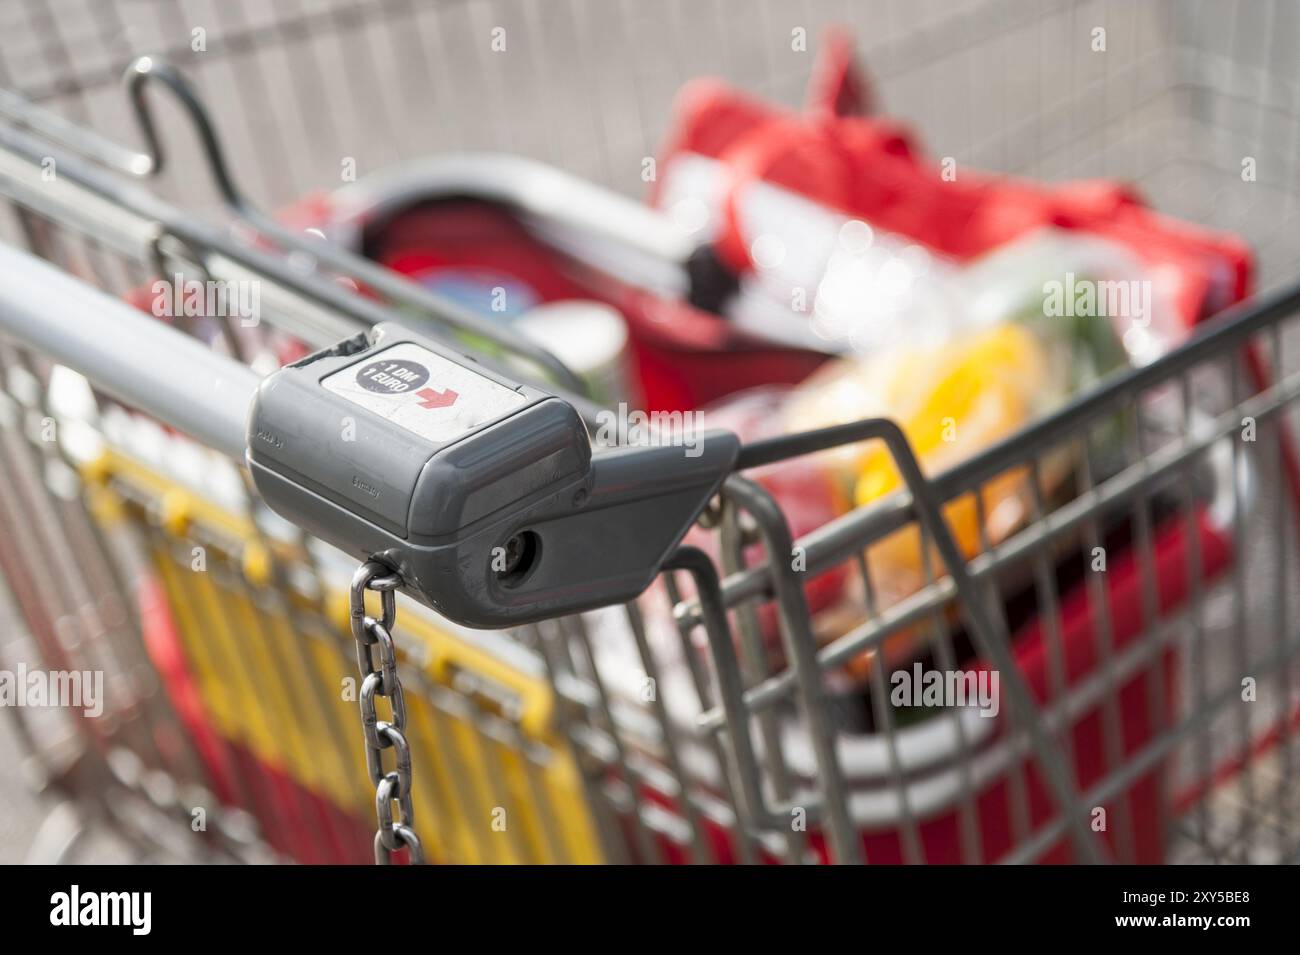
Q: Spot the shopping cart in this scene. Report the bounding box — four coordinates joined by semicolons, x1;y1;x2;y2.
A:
2;0;1299;866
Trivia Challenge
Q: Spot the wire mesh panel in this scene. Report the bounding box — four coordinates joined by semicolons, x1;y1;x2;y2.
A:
1;0;1299;865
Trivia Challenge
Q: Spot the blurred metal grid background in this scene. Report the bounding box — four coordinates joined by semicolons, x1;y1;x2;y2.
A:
1;1;1296;285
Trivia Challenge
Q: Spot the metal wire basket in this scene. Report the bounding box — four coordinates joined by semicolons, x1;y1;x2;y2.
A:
1;0;1299;865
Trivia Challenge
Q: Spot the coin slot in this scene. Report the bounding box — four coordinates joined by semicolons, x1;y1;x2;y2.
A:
496;530;540;587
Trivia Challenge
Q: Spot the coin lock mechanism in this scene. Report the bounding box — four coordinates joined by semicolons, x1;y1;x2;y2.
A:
247;323;738;627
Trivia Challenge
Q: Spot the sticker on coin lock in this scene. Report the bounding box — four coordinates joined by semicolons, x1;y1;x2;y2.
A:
321;342;527;444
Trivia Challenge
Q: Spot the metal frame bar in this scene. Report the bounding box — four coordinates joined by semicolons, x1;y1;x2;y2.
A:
0;243;258;461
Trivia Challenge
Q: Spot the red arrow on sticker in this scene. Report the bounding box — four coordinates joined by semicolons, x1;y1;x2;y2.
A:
416;387;459;410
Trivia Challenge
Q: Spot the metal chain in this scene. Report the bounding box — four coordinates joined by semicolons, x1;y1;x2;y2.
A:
349;560;425;865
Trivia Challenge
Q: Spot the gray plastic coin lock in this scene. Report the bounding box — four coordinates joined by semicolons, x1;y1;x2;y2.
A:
247;322;738;627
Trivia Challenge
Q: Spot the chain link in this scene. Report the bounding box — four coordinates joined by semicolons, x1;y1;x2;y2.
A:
349;559;425;865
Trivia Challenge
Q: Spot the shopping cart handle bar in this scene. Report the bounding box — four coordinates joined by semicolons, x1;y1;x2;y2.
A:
0;242;260;461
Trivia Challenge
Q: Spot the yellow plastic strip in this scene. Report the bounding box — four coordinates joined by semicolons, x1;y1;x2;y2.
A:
83;447;605;863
